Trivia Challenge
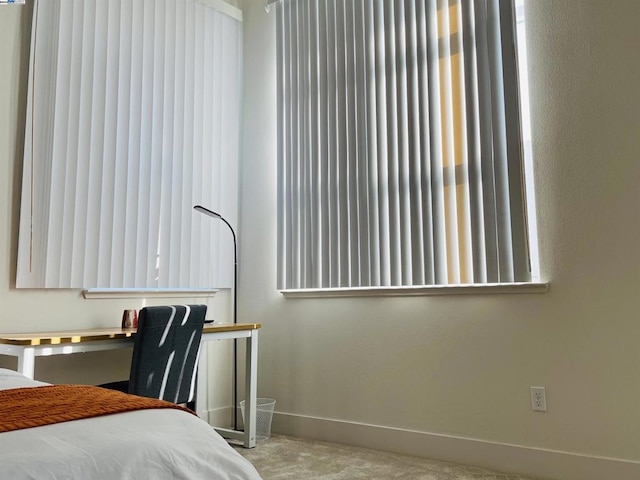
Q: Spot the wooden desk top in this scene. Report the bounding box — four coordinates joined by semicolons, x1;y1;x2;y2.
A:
0;323;262;346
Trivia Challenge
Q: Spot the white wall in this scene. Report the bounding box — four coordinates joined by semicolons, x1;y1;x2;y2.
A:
236;0;640;478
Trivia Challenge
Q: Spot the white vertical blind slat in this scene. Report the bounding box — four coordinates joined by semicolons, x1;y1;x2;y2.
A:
33;3;57;285
498;0;529;281
451;0;473;284
291;0;301;287
97;0;121;287
317;0;330;288
335;0;344;287
425;0;448;285
363;0;380;286
179;0;196;287
335;0;349;287
107;2;128;286
415;0;435;285
207;0;242;289
449;0;473;284
123;0;144;287
473;0;499;282
281;0;293;288
134;0;152;286
299;0;308;288
383;0;401;287
345;0;359;287
294;1;303;288
310;0;320;289
74;1;97;286
190;2;205;287
171;0;186;285
161;0;177;287
59;0;85;287
299;0;307;287
486;0;514;282
57;0;81;287
147;0;165;287
460;0;487;284
405;0;425;286
354;0;370;287
45;0;72;287
393;0;413;286
325;0;338;287
438;0;461;284
83;0;106;287
309;0;321;288
373;0;390;286
288;0;298;286
210;10;224;286
276;2;285;289
222;15;242;288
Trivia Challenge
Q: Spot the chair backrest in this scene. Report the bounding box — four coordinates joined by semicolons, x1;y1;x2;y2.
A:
129;304;206;404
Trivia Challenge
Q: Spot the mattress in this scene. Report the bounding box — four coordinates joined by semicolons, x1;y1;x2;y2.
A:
0;368;262;480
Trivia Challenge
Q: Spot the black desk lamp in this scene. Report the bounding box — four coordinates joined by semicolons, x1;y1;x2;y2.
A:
193;205;239;431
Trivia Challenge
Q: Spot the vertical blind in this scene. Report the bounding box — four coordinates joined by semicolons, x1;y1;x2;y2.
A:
17;0;243;289
276;0;530;290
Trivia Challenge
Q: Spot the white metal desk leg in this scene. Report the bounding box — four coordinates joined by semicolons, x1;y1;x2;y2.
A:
244;330;258;448
196;345;208;419
17;347;36;379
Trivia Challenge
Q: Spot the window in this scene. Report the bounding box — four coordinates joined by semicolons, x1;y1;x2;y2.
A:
17;0;243;290
276;0;536;290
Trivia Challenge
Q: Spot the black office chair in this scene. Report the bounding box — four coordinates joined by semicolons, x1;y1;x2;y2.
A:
102;304;207;405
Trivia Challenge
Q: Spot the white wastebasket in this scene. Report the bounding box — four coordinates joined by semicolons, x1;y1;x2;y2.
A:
239;398;276;441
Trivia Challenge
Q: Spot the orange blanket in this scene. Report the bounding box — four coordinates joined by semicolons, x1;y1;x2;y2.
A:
0;385;195;433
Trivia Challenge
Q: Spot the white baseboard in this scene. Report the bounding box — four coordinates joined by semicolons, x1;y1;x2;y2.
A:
271;411;640;480
204;406;235;429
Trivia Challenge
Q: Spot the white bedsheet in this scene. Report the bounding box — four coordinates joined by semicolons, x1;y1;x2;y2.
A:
0;369;262;480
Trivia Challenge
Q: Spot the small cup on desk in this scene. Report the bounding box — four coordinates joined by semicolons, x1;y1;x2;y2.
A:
121;309;138;329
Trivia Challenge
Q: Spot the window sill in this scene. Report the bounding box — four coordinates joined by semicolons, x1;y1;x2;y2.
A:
83;289;218;300
280;282;549;298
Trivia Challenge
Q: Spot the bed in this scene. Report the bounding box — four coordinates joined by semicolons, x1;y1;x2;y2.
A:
0;368;262;480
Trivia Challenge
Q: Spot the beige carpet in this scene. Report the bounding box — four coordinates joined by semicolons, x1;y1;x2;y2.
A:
234;435;541;480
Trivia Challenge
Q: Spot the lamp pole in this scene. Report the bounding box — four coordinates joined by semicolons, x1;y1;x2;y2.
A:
194;205;239;431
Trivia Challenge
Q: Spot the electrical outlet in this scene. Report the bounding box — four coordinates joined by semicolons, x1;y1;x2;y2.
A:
530;386;547;412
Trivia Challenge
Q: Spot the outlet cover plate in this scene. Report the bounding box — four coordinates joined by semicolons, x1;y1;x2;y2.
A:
531;386;547;412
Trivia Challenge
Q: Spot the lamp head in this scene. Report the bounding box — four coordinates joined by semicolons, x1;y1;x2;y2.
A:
194;205;221;219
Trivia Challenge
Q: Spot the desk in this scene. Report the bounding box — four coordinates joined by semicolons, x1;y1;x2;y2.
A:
0;323;261;448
